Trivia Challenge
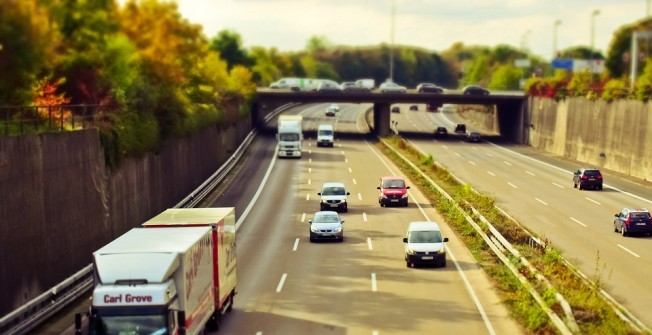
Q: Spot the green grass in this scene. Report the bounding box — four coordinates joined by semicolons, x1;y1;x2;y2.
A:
378;135;643;335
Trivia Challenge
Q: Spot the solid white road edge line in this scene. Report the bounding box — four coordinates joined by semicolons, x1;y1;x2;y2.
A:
365;141;497;335
235;147;279;230
617;244;641;258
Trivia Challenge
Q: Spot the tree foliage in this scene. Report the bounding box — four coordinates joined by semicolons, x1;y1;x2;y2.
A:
210;29;253;70
0;0;60;105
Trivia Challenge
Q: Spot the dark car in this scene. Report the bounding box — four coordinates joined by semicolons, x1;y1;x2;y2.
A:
454;123;466;133
462;85;490;96
426;103;440;112
416;83;444;94
573;168;603;190
391;106;400;113
434;127;448;138
614;208;652;237
409;105;418;111
466;132;482;142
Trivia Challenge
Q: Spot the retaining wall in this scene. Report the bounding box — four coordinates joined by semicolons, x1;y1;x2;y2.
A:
0;118;251;316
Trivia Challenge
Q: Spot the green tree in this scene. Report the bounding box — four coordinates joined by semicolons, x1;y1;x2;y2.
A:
210;30;253;70
567;70;592;97
0;0;60;105
635;58;652;101
488;64;522;90
306;35;331;52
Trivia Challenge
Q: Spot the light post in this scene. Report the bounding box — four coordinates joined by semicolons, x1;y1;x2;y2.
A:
520;29;531;53
553;20;561;59
389;0;396;82
590;9;600;75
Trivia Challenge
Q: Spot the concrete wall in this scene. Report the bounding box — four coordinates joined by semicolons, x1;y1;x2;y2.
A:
461;97;652;182
0;118;251;316
528;97;652;181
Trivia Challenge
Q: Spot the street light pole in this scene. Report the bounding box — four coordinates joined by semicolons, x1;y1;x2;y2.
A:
389;0;395;82
590;9;600;75
553;20;561;59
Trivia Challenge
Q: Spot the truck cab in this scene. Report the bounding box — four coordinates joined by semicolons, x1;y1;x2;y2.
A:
277;115;303;158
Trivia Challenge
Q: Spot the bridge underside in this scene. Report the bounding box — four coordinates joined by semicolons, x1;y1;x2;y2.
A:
253;90;528;142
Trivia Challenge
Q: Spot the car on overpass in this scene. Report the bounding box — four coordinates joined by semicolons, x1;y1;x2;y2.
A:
340;81;371;93
379;81;407;93
416;82;444;94
316;81;342;93
462;85;490;96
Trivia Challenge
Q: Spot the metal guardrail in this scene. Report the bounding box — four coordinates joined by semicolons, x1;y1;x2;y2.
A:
384;137;649;334
0;105;114;136
0;103;297;335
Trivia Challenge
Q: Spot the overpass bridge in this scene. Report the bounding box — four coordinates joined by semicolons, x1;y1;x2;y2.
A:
253;89;529;143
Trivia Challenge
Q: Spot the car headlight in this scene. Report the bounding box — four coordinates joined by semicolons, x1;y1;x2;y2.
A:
333;227;342;233
437;248;446;254
341;199;347;203
321;199;328;203
401;193;408;198
406;248;415;255
310;226;319;232
381;195;388;199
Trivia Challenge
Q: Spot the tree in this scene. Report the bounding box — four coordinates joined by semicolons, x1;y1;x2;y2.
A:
306;35;331;52
210;30;253;70
0;0;60;105
488;64;522;90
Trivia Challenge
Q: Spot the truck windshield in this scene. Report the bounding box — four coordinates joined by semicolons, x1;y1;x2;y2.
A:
409;230;442;243
90;314;167;335
318;130;333;136
279;133;300;141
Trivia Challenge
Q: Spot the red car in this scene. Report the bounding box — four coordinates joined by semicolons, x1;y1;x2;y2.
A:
377;176;410;207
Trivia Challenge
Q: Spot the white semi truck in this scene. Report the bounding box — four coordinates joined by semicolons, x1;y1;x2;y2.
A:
276;114;303;158
77;207;237;335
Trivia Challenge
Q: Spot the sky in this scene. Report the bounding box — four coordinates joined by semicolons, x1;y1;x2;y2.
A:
137;0;648;59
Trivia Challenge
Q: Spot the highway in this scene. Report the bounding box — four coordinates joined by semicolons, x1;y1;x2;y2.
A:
388;103;652;328
206;103;523;334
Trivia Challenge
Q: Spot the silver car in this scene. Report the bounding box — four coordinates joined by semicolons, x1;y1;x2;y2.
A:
379;81;407;93
309;211;344;242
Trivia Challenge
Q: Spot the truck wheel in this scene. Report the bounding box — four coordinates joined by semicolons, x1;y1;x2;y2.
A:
226;292;234;312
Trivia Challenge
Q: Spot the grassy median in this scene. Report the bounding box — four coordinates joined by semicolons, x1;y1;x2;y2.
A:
378;135;641;335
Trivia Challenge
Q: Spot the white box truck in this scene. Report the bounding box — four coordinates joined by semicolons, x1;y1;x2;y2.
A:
77;207;237;335
277;114;303;158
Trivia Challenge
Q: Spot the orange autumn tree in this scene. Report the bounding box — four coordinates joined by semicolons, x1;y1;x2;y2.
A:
32;77;73;126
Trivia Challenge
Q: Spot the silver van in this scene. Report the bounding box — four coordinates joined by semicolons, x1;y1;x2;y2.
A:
317;124;334;147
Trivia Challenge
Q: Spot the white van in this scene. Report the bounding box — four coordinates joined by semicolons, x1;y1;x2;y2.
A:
402;222;448;268
317;124;334;147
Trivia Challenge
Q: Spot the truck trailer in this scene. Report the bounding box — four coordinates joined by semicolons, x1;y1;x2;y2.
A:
77;207;237;335
276;114;303;158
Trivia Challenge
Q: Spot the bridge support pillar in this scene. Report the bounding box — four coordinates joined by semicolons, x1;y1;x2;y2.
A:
373;103;391;136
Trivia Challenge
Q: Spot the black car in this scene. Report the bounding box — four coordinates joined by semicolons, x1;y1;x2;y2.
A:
573;168;603;190
434;127;448;138
391;106;400;113
614;208;652;237
466;132;482;142
454;123;466;133
462;85;490;96
416;83;444;94
409;105;418;111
